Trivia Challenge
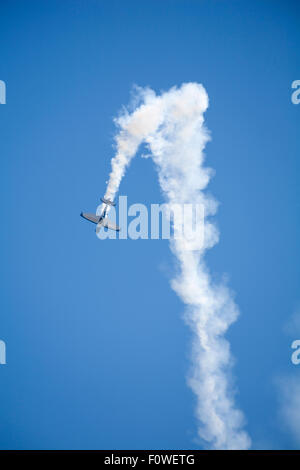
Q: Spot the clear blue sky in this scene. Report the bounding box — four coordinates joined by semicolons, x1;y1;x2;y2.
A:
0;0;299;449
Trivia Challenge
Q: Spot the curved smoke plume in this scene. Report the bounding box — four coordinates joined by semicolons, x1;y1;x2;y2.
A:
102;83;251;450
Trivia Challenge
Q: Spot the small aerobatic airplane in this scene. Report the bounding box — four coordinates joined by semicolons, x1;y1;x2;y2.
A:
80;197;120;232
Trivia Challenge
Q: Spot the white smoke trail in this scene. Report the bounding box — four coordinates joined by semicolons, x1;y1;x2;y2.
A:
103;83;251;450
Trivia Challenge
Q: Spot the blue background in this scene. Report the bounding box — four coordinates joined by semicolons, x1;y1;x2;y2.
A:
0;0;299;449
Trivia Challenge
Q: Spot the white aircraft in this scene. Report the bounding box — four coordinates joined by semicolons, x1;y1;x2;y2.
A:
81;197;120;232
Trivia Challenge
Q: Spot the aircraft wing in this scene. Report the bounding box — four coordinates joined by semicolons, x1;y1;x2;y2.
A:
100;217;120;232
81;212;101;224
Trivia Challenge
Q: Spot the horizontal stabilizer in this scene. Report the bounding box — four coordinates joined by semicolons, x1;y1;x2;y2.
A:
101;197;116;206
